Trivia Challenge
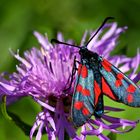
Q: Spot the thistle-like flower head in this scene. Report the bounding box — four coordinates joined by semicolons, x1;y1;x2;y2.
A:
0;22;140;140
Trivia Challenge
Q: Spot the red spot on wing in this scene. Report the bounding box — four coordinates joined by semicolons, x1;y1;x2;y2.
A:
74;101;83;110
127;94;134;103
117;73;124;80
76;85;90;96
78;64;82;76
81;65;88;78
102;77;117;100
76;84;83;92
94;80;101;105
82;89;90;96
101;59;112;72
127;85;136;93
82;107;90;116
115;73;124;87
115;80;122;87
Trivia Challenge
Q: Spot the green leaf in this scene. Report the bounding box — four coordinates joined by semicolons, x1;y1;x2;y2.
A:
7;111;35;136
8;111;47;136
107;132;117;140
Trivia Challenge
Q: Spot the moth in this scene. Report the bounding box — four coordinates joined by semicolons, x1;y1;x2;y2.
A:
51;17;140;127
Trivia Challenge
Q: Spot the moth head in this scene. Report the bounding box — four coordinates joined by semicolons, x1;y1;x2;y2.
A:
79;46;99;62
79;47;88;56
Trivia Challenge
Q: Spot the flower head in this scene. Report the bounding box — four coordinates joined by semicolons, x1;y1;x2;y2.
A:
0;22;140;140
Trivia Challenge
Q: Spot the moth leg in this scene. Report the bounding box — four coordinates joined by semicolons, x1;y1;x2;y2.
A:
63;56;79;92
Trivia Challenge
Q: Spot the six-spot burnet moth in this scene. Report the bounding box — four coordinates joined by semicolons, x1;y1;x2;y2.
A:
51;17;140;127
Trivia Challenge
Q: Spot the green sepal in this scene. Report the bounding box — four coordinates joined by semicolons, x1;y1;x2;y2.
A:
107;132;117;140
8;111;36;136
1;95;12;121
64;131;70;140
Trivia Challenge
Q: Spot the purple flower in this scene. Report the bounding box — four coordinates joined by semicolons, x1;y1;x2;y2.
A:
0;22;140;140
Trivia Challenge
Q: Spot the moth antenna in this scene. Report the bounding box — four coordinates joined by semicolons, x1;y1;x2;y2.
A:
51;17;114;49
51;39;81;49
86;17;114;46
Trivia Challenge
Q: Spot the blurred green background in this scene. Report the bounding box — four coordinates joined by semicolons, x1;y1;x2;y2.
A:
0;0;140;140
